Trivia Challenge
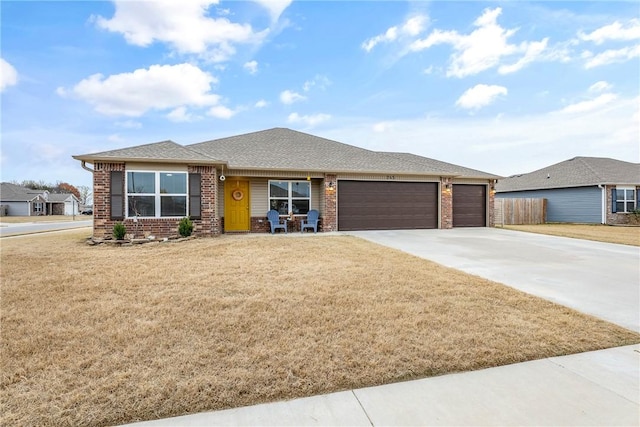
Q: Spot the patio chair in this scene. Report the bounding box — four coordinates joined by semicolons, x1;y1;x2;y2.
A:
300;209;319;233
267;209;287;234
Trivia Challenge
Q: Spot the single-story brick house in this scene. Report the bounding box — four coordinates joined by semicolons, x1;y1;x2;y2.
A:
73;128;500;238
0;182;80;216
496;157;640;225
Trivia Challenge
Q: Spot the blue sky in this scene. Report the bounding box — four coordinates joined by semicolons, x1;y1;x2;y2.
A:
2;1;639;188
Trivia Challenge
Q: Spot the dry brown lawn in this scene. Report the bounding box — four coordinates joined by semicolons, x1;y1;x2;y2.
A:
504;224;640;246
2;231;638;426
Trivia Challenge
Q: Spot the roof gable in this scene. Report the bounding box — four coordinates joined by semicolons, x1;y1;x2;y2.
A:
496;157;640;192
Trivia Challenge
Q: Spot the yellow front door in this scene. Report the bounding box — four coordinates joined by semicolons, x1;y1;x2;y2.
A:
224;180;250;231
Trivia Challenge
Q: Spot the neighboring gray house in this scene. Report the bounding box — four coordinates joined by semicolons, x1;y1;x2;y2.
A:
496;157;640;225
0;182;80;216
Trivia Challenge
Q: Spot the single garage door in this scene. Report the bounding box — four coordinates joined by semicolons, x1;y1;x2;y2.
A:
453;184;486;227
338;181;438;231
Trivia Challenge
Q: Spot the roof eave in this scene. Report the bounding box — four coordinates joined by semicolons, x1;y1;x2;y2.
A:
73;156;228;166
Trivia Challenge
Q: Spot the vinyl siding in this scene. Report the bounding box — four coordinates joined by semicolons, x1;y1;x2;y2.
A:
496;186;601;223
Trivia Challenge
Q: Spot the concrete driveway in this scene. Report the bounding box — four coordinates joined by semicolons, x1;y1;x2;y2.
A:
347;228;640;332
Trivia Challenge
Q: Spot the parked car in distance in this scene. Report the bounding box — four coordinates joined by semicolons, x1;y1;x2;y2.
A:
81;208;93;215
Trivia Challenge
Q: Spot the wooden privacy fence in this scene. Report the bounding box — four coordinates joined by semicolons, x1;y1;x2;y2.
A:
495;198;546;225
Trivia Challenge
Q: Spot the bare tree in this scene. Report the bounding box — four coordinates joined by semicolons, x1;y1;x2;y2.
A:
77;185;92;206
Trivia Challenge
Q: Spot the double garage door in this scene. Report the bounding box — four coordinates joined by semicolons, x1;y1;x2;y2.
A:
337;181;486;231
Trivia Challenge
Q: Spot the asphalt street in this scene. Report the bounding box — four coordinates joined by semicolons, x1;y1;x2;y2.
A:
0;219;92;237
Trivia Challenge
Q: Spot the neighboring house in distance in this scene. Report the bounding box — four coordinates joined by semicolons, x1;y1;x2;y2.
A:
72;128;500;238
0;182;80;216
47;193;81;215
496;157;640;225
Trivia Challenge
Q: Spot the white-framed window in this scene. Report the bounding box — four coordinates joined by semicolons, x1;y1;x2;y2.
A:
126;171;188;218
269;180;311;215
34;202;44;214
615;187;636;213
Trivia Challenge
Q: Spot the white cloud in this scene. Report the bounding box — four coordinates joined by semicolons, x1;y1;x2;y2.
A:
410;7;548;78
1;58;18;92
61;63;221;117
243;60;258;75
584;44;640;68
578;19;640;45
362;15;427;52
498;38;548;74
207;105;235;119
108;134;124;143
456;84;507;110
589;81;612;93
287;112;331;126
254;99;268;108
94;0;266;62
303;74;331;92
279;89;306;104
373;122;393;133
253;0;292;22
167;106;197;122
115;119;143;129
557;93;618;114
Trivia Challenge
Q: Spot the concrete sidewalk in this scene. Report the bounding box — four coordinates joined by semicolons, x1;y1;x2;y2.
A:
127;344;640;426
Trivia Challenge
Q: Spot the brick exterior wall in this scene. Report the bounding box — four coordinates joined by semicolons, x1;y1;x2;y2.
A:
440;178;453;229
488;182;496;227
605;184;640;225
323;174;337;231
93;162;125;238
189;165;219;236
92;162;220;239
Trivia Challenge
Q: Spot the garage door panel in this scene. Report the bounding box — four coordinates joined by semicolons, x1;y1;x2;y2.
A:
452;184;486;227
338;181;438;231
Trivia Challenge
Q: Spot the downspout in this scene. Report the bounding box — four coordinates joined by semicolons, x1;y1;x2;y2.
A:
598;184;606;224
80;161;94;173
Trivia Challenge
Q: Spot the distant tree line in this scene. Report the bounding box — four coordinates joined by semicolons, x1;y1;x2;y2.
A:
11;180;92;206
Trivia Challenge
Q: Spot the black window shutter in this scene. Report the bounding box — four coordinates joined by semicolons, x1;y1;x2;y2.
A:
611;188;616;213
189;173;202;220
110;171;124;220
